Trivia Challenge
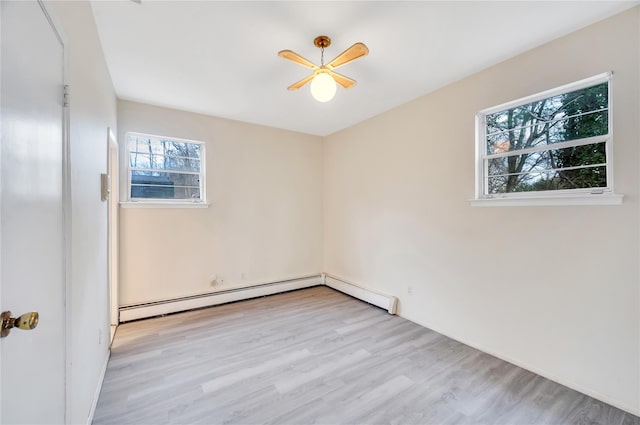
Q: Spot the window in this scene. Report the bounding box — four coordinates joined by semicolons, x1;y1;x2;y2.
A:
126;132;205;204
474;73;619;205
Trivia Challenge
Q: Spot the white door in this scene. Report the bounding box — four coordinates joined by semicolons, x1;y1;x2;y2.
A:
0;1;67;423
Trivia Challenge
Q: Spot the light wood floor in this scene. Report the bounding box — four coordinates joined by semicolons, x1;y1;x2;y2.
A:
94;286;639;425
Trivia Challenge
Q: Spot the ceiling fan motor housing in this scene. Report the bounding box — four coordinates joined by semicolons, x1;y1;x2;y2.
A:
314;36;331;49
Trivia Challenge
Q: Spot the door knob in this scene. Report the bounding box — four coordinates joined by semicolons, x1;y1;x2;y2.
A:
1;311;39;338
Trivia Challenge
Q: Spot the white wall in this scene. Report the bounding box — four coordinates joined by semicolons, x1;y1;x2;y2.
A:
47;1;117;423
324;8;640;415
117;100;323;305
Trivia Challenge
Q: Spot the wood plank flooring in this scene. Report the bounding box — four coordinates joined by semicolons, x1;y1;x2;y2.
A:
93;286;639;425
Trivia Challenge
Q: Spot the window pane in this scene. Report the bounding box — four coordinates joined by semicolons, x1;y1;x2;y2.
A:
486;110;607;155
127;135;201;169
486;82;608;155
487;144;606;195
487;142;606;193
130;171;201;200
129;152;200;172
131;185;201;200
488;142;606;178
159;141;200;160
488;166;606;194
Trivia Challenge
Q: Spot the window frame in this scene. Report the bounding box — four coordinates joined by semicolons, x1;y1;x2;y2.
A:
124;132;207;207
473;72;622;206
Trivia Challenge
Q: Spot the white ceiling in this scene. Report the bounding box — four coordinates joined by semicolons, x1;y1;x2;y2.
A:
91;1;638;136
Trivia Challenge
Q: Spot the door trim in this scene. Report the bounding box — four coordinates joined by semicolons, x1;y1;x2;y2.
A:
107;128;119;337
35;1;72;422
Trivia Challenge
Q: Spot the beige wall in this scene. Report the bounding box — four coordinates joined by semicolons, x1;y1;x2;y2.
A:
324;8;639;415
117;100;323;305
48;1;118;423
115;7;639;416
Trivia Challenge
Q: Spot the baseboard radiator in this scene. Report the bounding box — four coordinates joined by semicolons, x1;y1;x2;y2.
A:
120;273;398;322
324;274;398;314
120;275;322;322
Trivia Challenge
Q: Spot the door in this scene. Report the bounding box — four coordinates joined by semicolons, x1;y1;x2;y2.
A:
0;1;67;423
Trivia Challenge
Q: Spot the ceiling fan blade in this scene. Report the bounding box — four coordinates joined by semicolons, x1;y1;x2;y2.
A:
278;50;319;70
287;74;315;90
330;71;357;89
327;42;369;70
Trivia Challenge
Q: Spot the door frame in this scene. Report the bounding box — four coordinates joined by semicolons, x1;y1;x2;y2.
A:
107;128;119;339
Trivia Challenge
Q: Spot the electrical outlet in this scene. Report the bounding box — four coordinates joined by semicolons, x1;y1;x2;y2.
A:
407;286;413;295
98;329;103;345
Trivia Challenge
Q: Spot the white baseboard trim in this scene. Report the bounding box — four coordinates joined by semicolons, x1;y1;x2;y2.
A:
120;274;323;322
87;349;110;425
399;311;640;417
324;273;398;314
119;273;400;322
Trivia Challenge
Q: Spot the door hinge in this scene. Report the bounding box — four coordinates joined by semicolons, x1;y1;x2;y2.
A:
63;84;70;107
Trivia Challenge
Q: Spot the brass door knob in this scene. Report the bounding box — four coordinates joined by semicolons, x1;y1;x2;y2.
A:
1;311;39;338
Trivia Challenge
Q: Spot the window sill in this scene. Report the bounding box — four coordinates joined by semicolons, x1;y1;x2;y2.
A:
470;193;623;207
120;201;210;209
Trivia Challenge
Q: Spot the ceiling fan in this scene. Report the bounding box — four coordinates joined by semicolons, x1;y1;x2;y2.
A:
278;36;369;102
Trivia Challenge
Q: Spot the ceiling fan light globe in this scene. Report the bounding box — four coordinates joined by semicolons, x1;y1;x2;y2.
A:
310;73;337;102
